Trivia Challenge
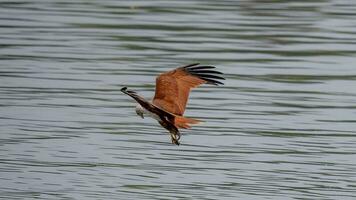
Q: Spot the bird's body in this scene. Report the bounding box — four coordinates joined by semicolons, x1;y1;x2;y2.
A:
136;103;161;121
121;63;224;145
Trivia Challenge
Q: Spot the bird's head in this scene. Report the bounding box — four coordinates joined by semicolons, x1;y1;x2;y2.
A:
135;104;144;119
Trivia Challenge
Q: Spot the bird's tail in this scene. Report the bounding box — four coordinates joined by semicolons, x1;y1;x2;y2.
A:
174;116;201;129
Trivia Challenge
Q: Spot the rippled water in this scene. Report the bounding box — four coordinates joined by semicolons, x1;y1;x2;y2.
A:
1;0;356;199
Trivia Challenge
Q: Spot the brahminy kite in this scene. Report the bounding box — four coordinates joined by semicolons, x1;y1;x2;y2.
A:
121;63;224;145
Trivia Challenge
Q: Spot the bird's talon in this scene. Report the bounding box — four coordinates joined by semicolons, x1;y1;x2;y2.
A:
171;137;180;145
170;133;181;145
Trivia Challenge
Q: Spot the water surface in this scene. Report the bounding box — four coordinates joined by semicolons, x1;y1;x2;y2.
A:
1;0;356;199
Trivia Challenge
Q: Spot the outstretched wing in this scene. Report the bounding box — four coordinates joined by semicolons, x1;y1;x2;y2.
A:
121;87;175;120
153;63;224;116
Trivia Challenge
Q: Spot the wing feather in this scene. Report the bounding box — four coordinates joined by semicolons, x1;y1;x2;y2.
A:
153;64;224;115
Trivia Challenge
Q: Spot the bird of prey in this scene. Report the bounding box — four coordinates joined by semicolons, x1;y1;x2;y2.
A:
121;63;224;145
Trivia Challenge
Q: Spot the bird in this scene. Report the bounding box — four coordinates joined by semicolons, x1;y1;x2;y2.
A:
121;63;224;145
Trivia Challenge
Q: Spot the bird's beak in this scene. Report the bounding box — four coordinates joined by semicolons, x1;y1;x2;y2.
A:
139;113;144;119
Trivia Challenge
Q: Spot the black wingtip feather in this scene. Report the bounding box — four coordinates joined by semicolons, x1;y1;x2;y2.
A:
182;64;225;85
190;73;225;80
182;63;200;69
187;66;216;70
204;78;224;85
121;87;137;95
188;70;223;75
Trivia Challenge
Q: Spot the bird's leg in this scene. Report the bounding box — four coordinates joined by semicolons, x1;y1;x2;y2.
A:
159;121;181;145
170;131;181;145
171;137;180;145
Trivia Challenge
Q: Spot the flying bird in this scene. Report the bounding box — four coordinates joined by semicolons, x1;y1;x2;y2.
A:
121;63;224;145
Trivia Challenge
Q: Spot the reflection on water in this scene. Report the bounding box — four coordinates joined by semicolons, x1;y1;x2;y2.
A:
1;0;356;199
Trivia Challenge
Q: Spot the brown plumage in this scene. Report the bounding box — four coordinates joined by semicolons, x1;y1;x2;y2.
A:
121;63;224;145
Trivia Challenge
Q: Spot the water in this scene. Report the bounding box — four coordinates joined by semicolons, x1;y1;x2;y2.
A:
1;0;356;199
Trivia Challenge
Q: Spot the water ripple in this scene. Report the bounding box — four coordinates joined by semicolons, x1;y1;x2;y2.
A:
1;0;356;199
